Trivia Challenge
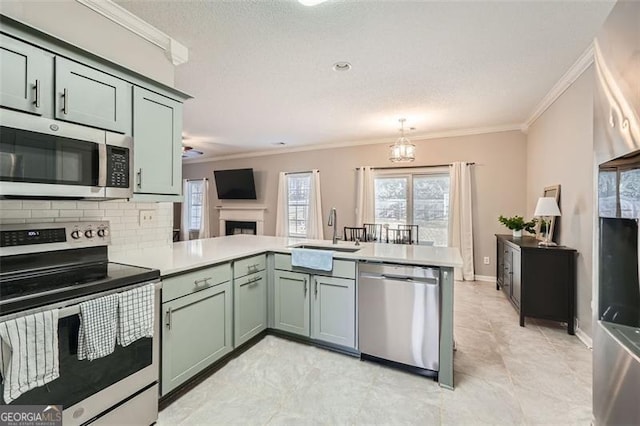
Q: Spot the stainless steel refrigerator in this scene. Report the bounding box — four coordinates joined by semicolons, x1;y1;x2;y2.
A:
593;1;640;424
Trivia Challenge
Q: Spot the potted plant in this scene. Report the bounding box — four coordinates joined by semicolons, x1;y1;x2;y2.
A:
498;215;537;238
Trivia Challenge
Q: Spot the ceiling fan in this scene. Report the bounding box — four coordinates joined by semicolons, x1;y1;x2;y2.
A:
181;145;203;158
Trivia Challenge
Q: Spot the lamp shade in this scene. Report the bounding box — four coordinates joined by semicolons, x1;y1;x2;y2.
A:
534;197;561;216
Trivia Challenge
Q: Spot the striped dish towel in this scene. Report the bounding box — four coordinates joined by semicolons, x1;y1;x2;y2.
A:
117;284;154;347
78;294;118;361
0;310;60;404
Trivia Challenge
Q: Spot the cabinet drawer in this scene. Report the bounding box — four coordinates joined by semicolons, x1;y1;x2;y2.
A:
274;253;356;279
233;254;267;279
162;263;231;302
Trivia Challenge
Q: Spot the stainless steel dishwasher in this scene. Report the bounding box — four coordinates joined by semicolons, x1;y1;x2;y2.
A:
358;262;440;374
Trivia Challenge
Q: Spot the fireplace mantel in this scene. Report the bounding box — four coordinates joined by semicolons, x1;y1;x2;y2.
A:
216;205;267;236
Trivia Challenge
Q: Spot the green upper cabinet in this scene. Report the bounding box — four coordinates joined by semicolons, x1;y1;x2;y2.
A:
54;57;132;134
133;86;182;196
311;276;356;349
273;270;310;337
0;34;50;116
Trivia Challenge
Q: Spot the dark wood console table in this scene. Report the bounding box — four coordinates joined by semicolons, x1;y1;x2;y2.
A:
495;235;577;334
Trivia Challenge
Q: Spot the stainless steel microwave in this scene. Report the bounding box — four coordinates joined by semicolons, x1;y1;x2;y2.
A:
0;109;133;199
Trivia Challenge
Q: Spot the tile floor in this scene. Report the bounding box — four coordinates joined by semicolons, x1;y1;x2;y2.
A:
158;281;592;425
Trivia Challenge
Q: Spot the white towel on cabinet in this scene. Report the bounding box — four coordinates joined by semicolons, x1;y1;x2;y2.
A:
77;294;118;361
117;284;154;347
0;309;60;404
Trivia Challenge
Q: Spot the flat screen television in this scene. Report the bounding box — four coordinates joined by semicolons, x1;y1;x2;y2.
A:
213;168;257;199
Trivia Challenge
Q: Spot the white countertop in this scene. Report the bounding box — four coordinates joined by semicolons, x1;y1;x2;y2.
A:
109;235;463;276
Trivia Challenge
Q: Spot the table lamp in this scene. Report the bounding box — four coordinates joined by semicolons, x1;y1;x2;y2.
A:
534;197;561;247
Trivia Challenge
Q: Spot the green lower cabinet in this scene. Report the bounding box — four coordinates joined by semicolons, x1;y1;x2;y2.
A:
161;282;233;396
273;270;309;337
273;269;356;350
311;276;356;348
234;270;267;346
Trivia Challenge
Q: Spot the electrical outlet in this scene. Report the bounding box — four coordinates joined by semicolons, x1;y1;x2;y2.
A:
483;256;490;265
139;210;154;225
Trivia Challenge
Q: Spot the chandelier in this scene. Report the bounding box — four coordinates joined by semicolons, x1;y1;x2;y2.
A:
389;118;415;162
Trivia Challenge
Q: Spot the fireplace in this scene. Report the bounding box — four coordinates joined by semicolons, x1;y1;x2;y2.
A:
226;221;257;236
217;205;267;236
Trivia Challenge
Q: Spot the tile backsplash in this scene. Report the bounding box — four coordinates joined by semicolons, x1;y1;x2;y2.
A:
0;199;174;254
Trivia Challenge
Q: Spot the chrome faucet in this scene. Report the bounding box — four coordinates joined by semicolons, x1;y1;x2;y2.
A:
327;207;338;244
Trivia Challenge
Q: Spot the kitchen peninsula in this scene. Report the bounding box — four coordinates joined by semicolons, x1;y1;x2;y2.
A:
110;235;462;393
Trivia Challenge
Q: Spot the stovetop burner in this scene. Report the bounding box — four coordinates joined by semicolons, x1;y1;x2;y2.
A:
0;260;159;315
0;221;159;316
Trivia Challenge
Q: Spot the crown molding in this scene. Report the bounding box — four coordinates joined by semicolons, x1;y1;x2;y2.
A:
523;43;594;130
76;0;188;65
183;123;522;164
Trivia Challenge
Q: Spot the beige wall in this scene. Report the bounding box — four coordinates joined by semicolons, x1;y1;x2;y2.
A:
0;1;174;86
526;66;594;337
184;130;527;278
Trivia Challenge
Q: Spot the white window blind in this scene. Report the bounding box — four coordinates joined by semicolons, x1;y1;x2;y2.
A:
186;180;204;231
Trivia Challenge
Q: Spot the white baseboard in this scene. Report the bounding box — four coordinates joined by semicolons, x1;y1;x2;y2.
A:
575;327;593;349
475;275;496;283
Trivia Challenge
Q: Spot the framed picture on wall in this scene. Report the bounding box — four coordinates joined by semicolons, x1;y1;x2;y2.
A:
535;184;561;242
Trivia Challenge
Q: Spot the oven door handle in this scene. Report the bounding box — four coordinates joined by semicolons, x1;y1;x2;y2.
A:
59;304;81;319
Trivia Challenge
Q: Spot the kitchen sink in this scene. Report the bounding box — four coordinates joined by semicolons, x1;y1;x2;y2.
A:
291;244;361;253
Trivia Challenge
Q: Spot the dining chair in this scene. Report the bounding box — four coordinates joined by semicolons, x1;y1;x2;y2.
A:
398;224;419;244
344;226;366;242
363;223;383;242
386;228;413;244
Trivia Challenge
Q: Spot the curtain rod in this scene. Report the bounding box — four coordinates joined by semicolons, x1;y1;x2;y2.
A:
186;178;208;181
355;162;475;171
285;170;317;175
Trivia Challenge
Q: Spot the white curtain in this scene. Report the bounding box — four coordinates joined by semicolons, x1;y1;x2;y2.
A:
198;179;211;239
448;162;475;281
355;166;375;226
180;179;190;241
307;170;324;239
275;172;288;237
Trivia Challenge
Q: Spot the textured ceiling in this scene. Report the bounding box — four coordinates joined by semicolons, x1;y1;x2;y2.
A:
115;0;614;161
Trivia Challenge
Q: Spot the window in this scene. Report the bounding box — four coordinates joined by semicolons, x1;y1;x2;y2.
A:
287;173;312;237
186;180;204;230
374;173;450;246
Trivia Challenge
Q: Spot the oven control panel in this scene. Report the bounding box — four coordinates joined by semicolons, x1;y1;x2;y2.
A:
0;221;111;253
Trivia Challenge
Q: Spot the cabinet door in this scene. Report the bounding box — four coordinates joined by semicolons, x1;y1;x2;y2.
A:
311;276;356;349
0;34;49;115
273;270;309;337
234;270;267;346
502;244;513;298
511;249;521;307
54;57;132;134
132;86;182;195
161;282;233;395
496;239;504;288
